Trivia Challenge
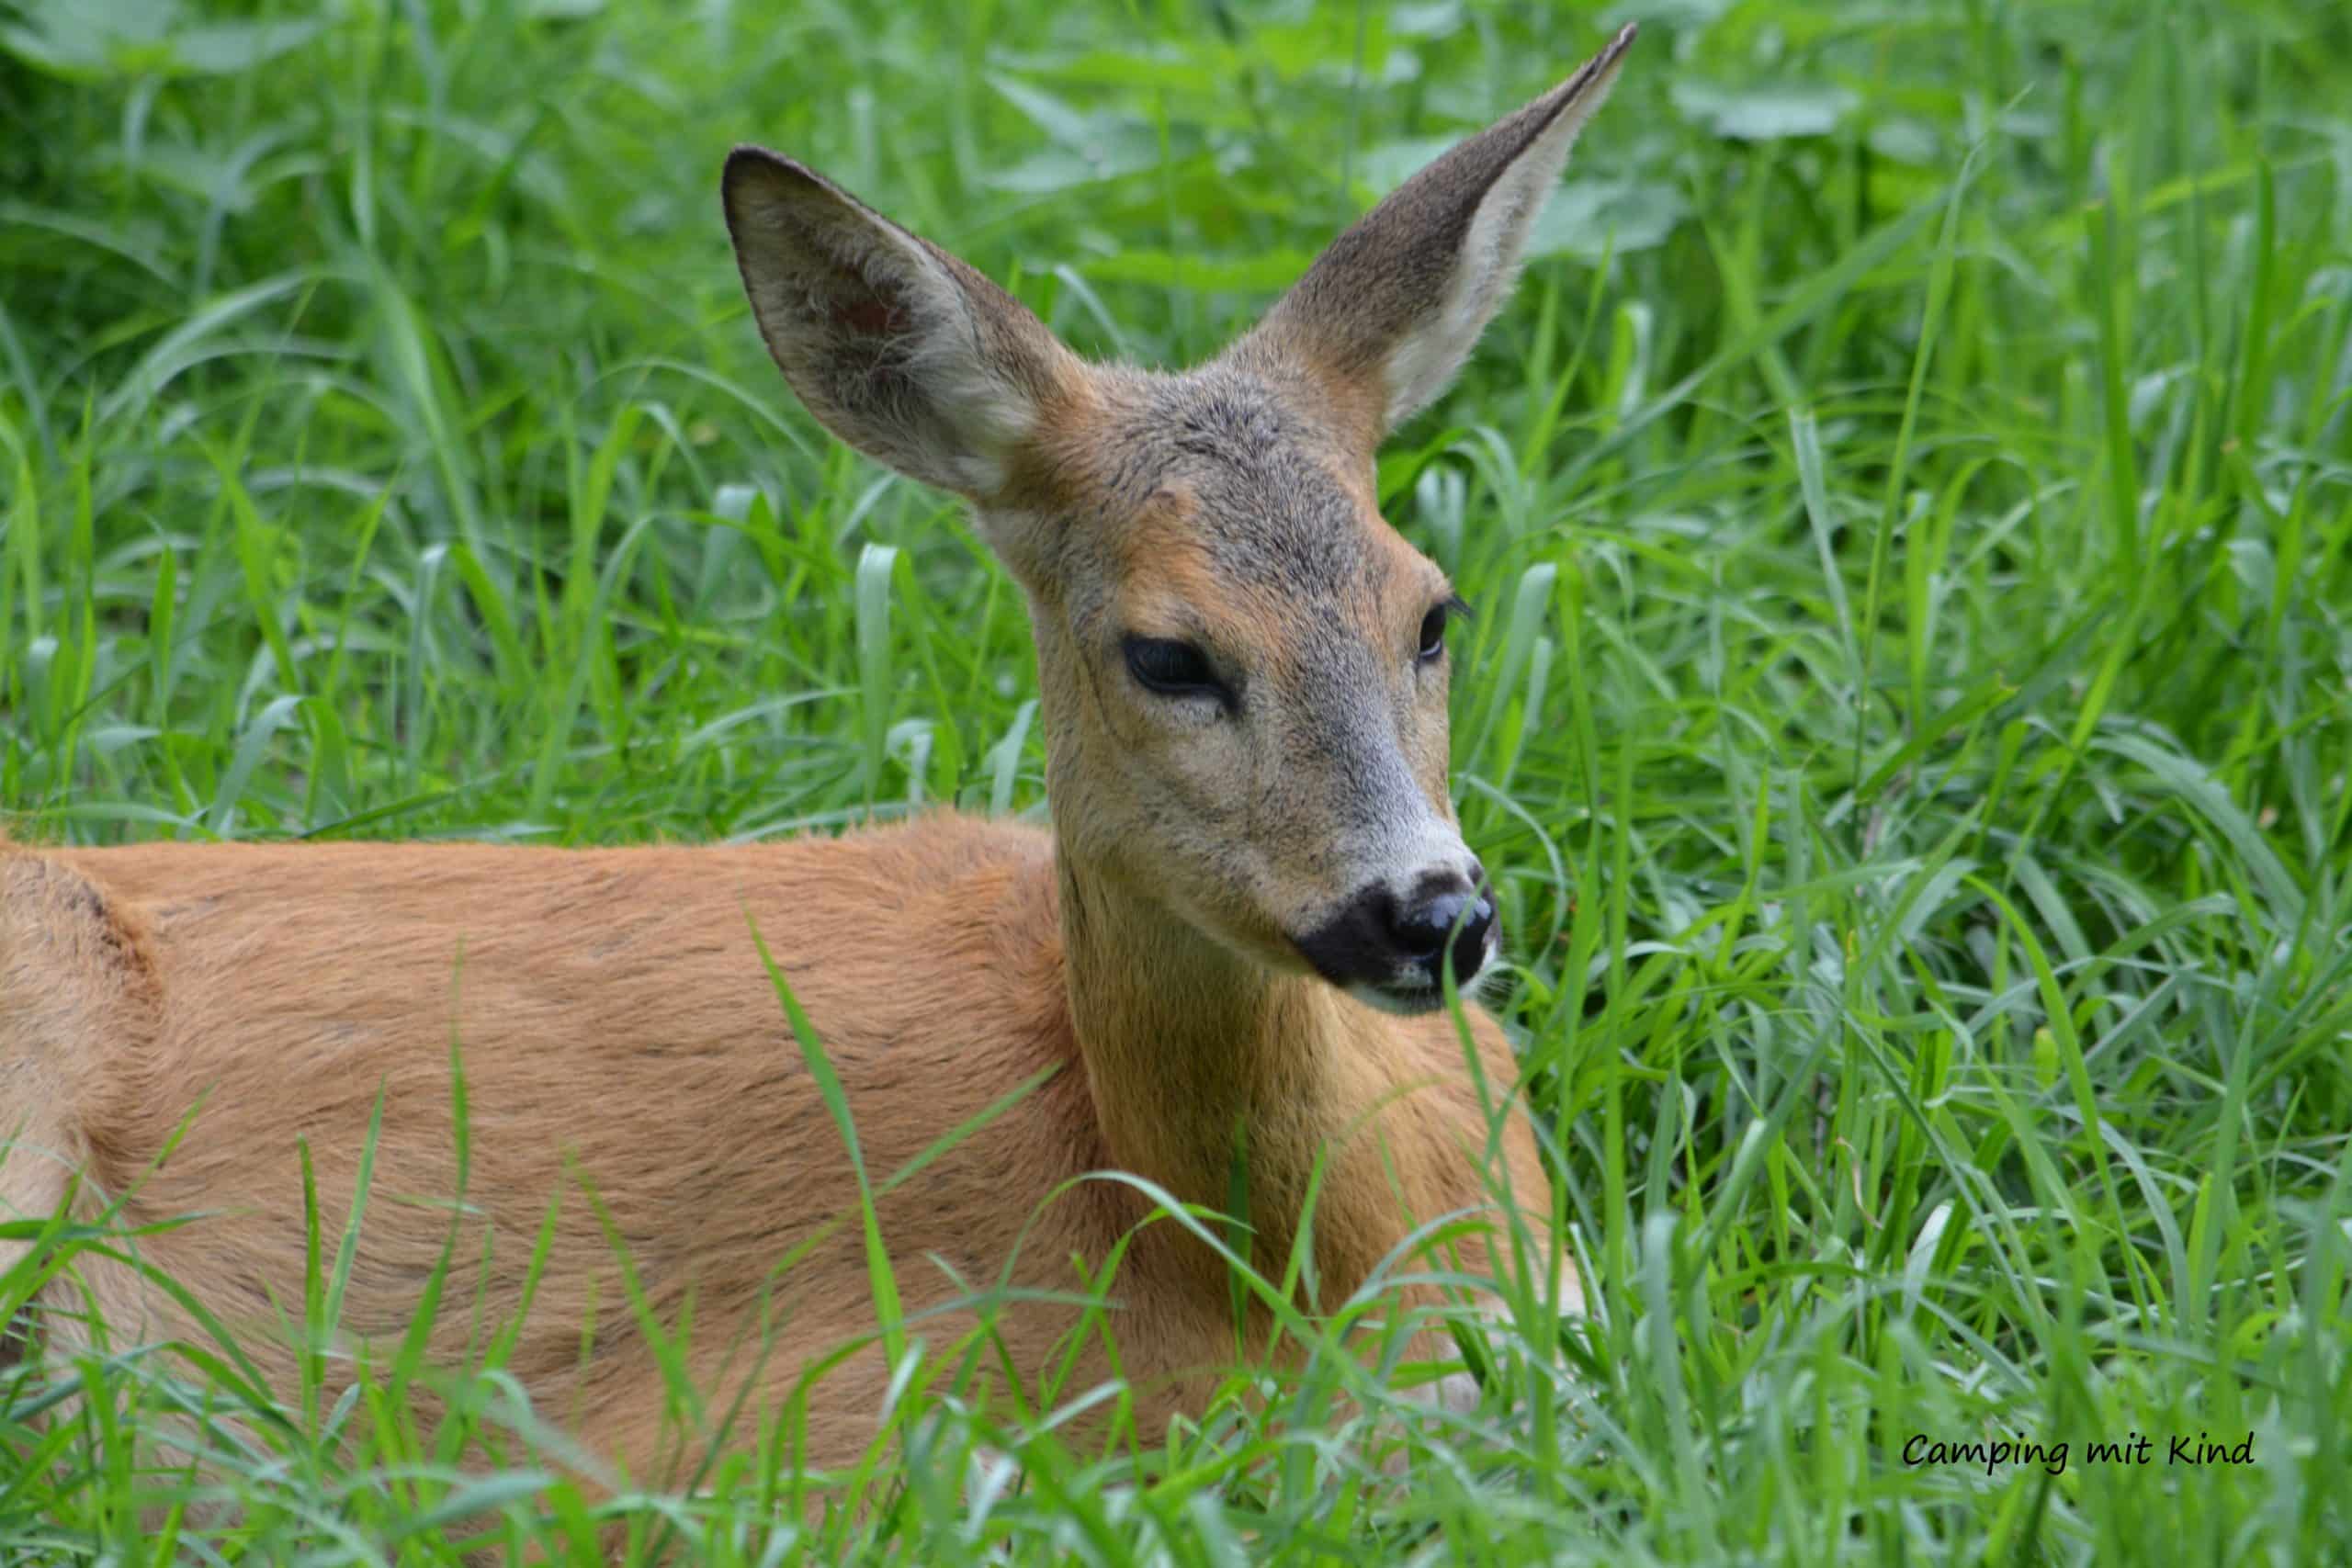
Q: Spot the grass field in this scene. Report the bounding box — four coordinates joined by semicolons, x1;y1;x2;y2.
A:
5;0;2351;1561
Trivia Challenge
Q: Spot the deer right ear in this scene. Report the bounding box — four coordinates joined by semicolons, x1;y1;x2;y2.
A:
1238;23;1636;445
722;148;1080;501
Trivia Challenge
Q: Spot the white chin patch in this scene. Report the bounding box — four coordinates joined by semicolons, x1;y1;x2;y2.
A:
1344;970;1492;1019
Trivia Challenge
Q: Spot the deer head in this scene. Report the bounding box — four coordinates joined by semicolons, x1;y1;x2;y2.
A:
723;25;1634;1014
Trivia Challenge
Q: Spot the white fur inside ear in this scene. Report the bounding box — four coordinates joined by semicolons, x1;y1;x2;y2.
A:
730;171;1041;497
840;224;1036;497
1381;66;1625;426
881;234;1037;495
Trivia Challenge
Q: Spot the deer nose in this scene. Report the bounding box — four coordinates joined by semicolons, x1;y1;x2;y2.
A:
1292;860;1501;1010
1388;868;1495;987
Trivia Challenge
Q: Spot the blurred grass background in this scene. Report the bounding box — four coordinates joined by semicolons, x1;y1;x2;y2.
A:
3;0;2350;1562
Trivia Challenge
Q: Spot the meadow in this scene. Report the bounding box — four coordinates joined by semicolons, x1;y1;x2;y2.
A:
4;0;2350;1561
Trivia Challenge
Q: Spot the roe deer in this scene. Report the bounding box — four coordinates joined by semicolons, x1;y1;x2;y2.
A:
0;23;1635;1490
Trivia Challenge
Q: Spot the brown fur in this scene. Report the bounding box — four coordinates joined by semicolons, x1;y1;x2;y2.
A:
3;827;1545;1479
0;21;1634;1499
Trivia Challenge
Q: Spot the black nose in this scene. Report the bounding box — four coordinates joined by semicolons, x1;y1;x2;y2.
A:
1388;873;1495;987
1292;863;1501;1005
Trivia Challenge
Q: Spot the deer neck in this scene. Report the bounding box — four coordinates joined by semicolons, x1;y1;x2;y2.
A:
1052;849;1386;1273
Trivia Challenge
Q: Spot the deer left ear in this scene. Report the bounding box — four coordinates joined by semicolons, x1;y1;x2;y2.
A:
722;147;1082;500
1237;23;1636;441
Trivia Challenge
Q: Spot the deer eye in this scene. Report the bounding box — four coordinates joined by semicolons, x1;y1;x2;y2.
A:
1417;604;1451;663
1124;637;1222;699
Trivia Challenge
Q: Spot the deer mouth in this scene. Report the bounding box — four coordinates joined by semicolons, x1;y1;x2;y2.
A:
1292;879;1499;1013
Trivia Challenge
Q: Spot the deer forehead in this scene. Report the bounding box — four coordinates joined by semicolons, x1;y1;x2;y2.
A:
1036;367;1441;652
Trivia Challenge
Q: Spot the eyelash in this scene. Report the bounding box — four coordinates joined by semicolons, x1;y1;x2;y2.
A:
1419;595;1468;662
1124;637;1224;700
1418;606;1446;661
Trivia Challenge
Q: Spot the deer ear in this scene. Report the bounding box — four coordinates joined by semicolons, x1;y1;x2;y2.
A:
722;148;1080;499
1239;24;1635;441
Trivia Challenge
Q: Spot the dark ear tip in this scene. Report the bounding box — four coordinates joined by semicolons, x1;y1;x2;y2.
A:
1540;18;1636;109
721;145;827;204
1590;19;1637;74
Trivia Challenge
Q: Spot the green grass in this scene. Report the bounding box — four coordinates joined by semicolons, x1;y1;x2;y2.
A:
5;0;2351;1560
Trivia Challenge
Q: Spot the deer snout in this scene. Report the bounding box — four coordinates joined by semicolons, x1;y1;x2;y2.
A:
1293;860;1498;1013
1390;869;1496;984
